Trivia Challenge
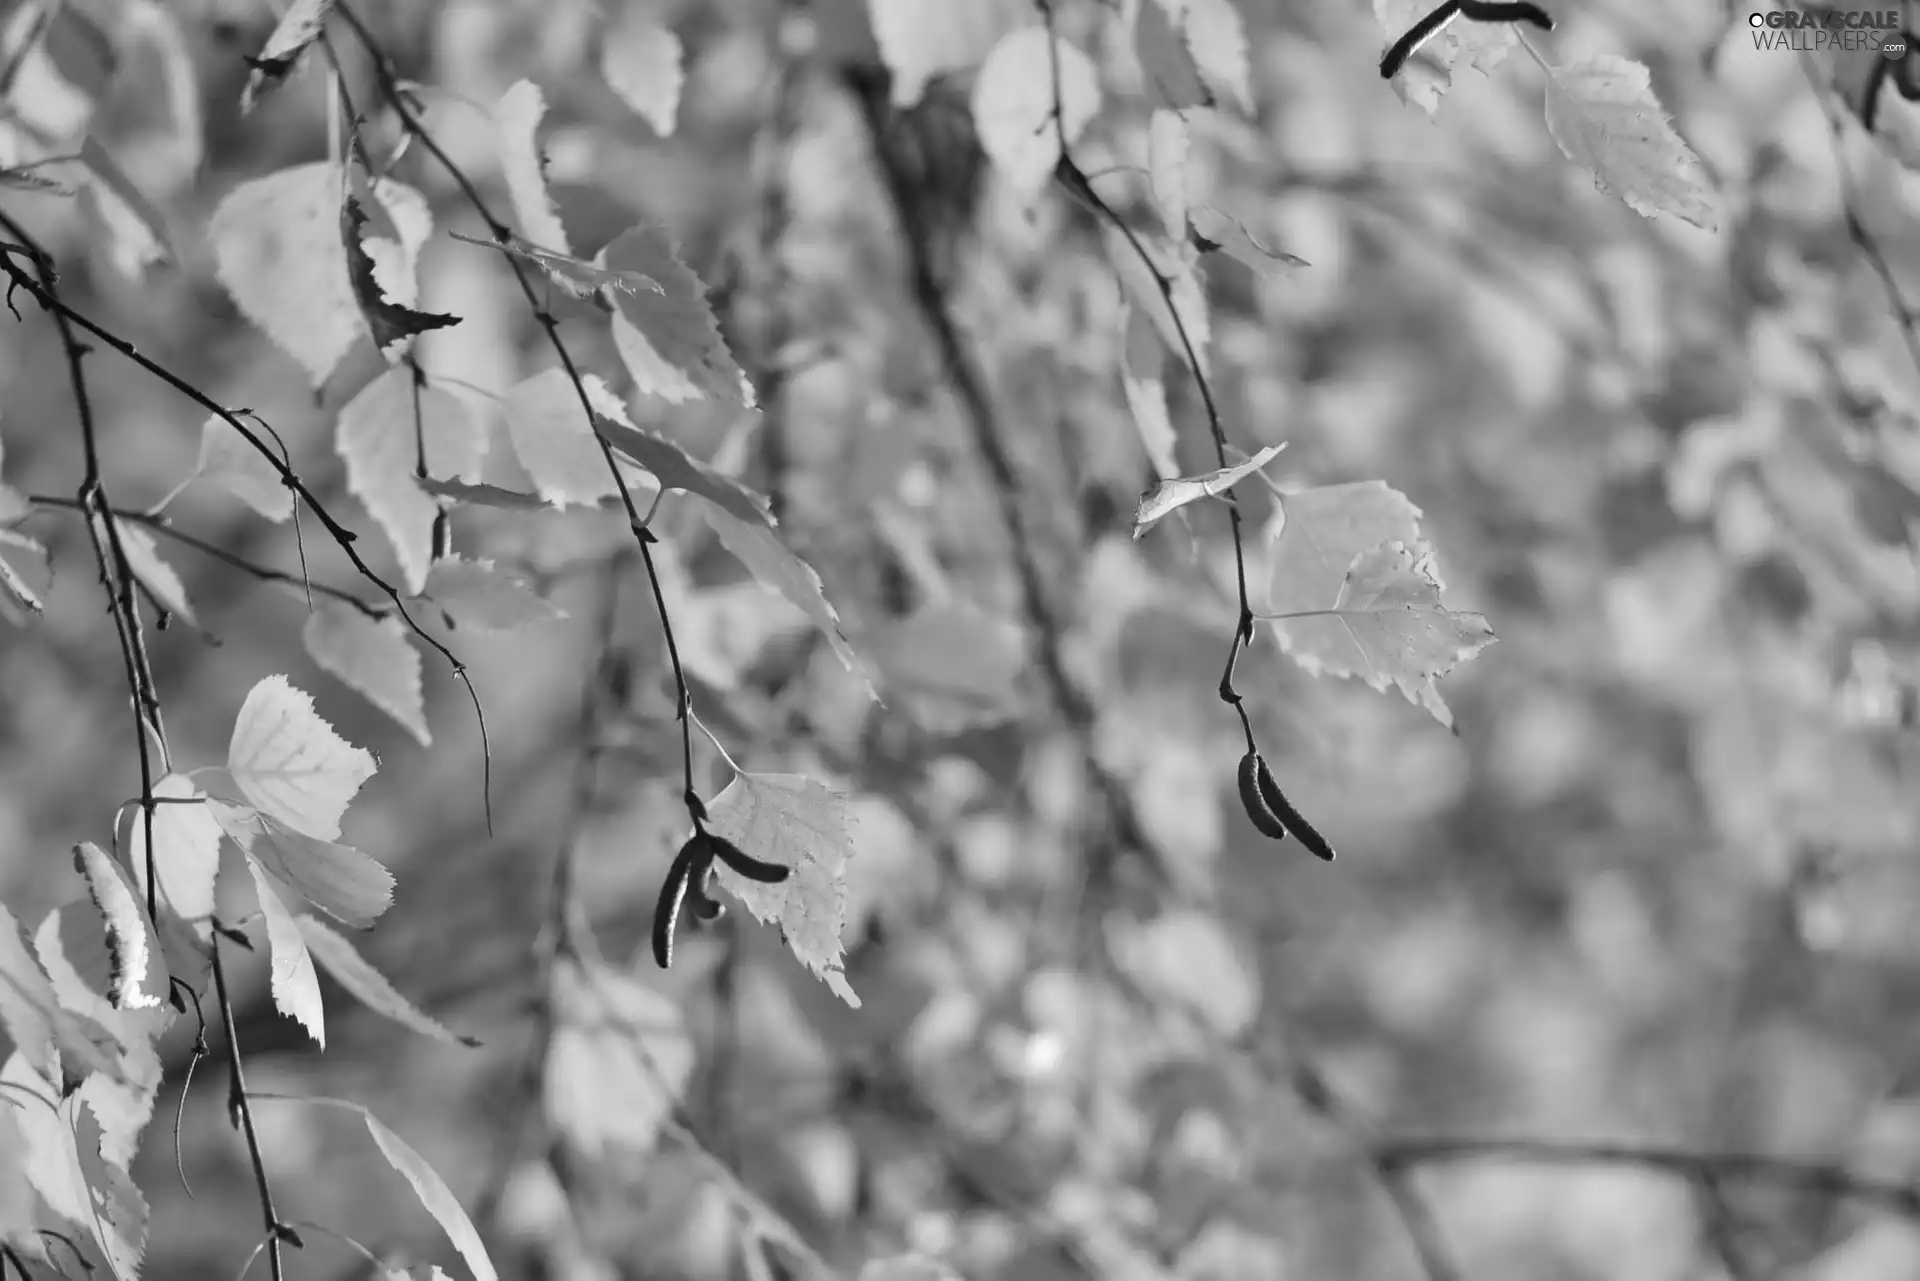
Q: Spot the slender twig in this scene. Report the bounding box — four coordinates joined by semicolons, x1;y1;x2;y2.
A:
1289;1063;1464;1281
27;496;383;618
0;213;168;924
212;935;289;1281
1376;1136;1920;1215
329;1;704;832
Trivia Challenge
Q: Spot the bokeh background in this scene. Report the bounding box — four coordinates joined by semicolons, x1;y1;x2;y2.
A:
4;1;1920;1279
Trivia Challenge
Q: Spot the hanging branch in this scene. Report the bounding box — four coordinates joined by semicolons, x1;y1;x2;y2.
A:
327;4;707;866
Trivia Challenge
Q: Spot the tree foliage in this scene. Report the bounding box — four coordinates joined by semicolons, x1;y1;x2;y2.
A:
0;1;1917;1279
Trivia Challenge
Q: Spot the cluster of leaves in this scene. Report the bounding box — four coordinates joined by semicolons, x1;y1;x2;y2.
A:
2;0;1917;1279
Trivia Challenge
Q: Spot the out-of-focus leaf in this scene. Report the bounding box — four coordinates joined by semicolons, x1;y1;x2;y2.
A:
246;857;326;1045
1133;444;1285;538
601;10;682;136
417;478;564;511
1106;225;1210;378
494;80;571;253
1111;907;1259;1038
0;902;124;1085
296;1098;500;1281
241;0;335;113
338;365;488;595
212;802;395;930
972;26;1100;199
605;224;754;405
302;602;431;747
865;0;1029;107
209;162;359;387
1146;108;1190;239
544;957;692;1159
78;136;173;275
1542;55;1719;231
421;557;568;631
297;915;475;1047
35;903;175;1177
226;674;377;842
707;771;861;1007
866;602;1024;725
1146;0;1252;114
171;414;292;521
1118;304;1180;480
1135;0;1210;109
503;367;620;507
71;843;165;1012
856;1255;963;1281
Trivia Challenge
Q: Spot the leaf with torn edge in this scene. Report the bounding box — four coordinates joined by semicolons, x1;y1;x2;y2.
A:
544;956;692;1159
600;9;682;136
0;901;125;1085
111;518;197;628
1373;0;1515;115
421;556;568;632
972;26;1101;199
1266;527;1495;729
604;223;754;405
494;80;571;253
241;0;335;113
227;674;377;841
1133;444;1284;538
72;842;166;1012
246;857;325;1045
337;364;487;595
297;915;475;1047
503;367;620;507
212;801;395;930
706;771;861;1007
303;602;430;747
1542;54;1718;231
296;1098;499;1281
342;194;460;360
449;230;662;299
1189;204;1308;276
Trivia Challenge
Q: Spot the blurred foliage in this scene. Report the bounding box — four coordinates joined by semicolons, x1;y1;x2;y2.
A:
3;1;1920;1280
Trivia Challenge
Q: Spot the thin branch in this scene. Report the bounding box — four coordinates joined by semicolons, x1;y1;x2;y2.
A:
0;240;490;818
27;496;384;618
212;934;289;1281
0;212;167;926
329;2;704;832
1376;1136;1920;1216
